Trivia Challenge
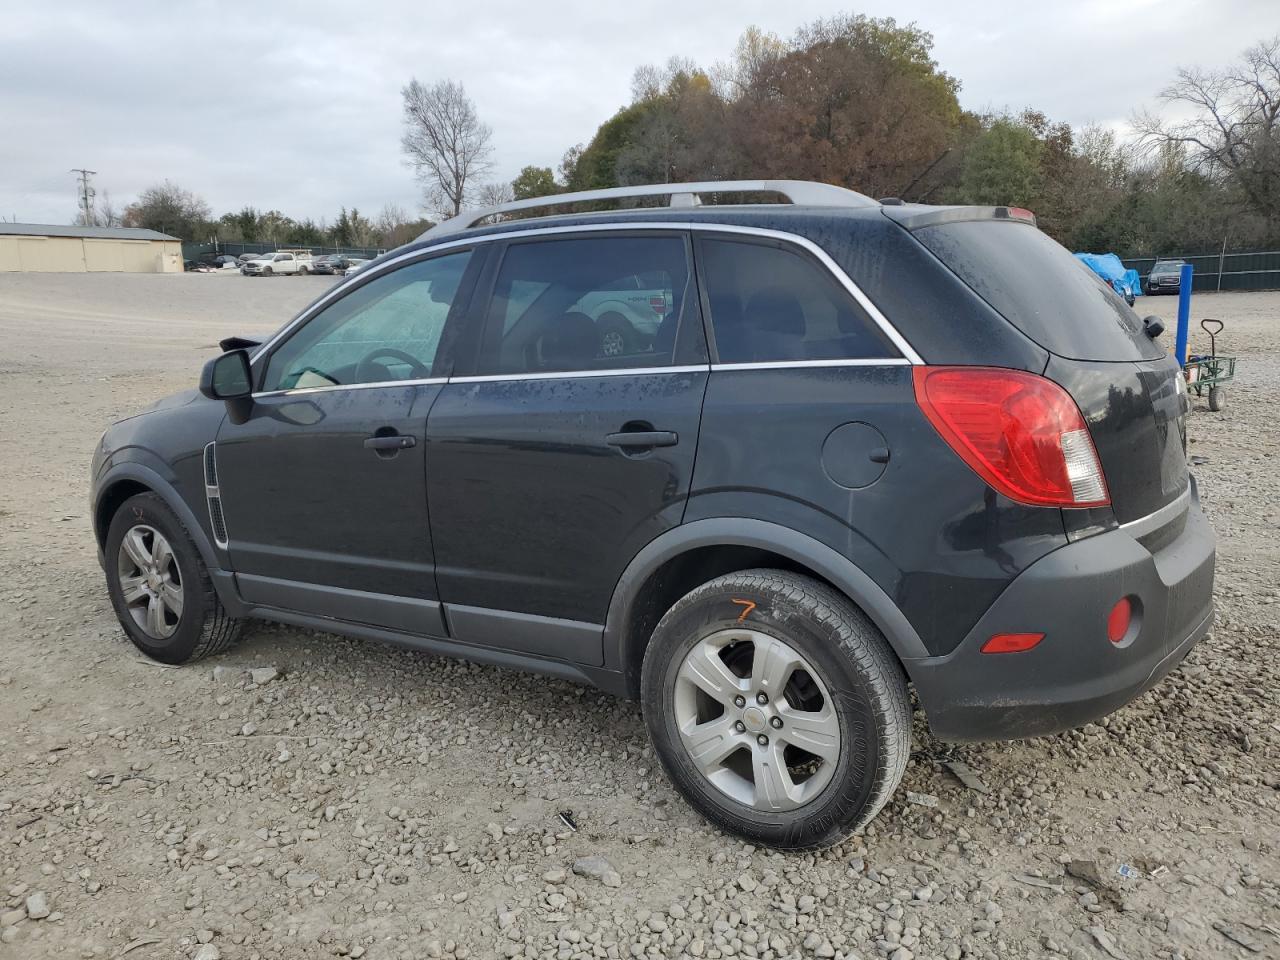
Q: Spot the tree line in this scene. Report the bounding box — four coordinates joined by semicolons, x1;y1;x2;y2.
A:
103;16;1280;258
404;18;1280;256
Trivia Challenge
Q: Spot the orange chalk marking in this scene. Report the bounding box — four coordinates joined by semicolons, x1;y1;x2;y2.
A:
731;598;756;622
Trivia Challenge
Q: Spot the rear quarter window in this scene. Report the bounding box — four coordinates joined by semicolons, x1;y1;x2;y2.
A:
913;221;1164;362
697;236;897;364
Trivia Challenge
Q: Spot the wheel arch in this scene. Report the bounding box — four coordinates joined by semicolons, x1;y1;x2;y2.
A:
603;518;928;697
94;463;219;574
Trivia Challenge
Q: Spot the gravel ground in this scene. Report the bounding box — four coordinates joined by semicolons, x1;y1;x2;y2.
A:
0;273;1276;960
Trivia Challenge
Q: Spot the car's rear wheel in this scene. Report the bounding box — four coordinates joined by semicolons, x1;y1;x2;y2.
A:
105;492;242;664
597;312;634;358
641;569;910;849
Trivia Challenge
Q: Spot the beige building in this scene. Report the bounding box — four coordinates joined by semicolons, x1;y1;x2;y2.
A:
0;223;183;273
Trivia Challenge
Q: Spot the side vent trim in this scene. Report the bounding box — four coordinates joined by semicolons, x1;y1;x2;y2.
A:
203;441;229;548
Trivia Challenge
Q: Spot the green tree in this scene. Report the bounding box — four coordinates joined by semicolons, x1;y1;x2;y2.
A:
511;166;559;200
956;119;1043;206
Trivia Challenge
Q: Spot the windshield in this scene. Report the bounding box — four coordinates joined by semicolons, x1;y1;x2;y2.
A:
1151;262;1183;276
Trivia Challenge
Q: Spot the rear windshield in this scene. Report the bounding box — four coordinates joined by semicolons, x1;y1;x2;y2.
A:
914;220;1164;361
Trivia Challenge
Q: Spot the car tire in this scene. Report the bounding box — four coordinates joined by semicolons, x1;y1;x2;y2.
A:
641;568;910;850
263;267;273;276
597;312;636;358
105;492;243;665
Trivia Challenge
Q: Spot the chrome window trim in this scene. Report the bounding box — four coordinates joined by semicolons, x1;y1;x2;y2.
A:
451;364;707;385
249;221;924;368
711;358;911;371
252;377;447;399
248;361;915;396
1118;486;1191;539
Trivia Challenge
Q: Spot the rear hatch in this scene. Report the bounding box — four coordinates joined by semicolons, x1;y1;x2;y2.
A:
896;209;1188;524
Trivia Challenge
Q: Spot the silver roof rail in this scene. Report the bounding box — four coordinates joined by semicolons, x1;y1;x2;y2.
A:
420;179;878;239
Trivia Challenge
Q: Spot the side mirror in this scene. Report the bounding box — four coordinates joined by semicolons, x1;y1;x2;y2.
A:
1142;315;1165;338
200;349;255;424
200;349;253;399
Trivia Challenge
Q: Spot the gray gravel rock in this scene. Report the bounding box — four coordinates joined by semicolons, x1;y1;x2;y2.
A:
571;854;622;887
24;892;49;920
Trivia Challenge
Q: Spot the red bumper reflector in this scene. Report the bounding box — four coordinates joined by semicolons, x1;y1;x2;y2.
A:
981;632;1045;654
1107;597;1132;644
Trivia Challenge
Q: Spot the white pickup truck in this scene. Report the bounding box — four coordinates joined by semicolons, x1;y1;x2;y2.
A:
241;249;315;277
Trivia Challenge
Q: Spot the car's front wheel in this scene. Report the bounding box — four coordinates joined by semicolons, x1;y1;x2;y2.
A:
105;492;242;664
641;569;910;849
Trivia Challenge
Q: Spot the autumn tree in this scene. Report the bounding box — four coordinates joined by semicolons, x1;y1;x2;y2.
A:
727;16;963;196
401;78;494;216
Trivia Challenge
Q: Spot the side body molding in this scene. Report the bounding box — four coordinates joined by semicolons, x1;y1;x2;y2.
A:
602;517;929;695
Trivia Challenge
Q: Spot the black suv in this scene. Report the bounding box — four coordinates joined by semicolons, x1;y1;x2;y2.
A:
91;181;1215;849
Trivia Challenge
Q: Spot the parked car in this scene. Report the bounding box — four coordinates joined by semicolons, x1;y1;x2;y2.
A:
90;181;1214;849
239;254;274;275
308;254;347;275
343;257;371;276
235;253;261;265
310;254;369;276
1146;259;1186;295
196;254;240;271
241;251;312;276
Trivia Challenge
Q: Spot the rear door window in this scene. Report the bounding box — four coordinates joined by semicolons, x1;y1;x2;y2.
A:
696;236;898;364
476;235;691;375
913;220;1164;361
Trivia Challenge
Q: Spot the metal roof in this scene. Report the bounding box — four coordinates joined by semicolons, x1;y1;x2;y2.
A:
0;223;179;241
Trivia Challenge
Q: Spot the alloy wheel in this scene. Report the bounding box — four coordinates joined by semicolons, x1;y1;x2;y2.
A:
601;329;626;357
673;628;840;812
116;524;183;640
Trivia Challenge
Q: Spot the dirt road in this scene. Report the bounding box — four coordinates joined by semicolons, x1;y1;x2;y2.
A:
0;273;1276;960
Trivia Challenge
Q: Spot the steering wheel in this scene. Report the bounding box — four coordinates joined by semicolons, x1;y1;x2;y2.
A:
353;347;430;383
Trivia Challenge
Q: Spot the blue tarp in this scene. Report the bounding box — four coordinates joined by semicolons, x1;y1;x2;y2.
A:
1074;252;1142;299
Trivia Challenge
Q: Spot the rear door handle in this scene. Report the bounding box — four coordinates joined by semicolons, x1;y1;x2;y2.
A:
605;430;678;448
364;435;416;450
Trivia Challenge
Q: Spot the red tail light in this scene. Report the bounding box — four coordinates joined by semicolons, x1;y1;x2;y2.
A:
913;366;1109;508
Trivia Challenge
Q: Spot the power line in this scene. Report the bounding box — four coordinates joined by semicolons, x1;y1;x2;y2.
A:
70;168;97;224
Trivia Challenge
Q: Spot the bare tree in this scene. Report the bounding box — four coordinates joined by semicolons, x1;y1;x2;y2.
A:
96;190;121;228
401;78;494;218
1134;36;1280;223
476;182;513;207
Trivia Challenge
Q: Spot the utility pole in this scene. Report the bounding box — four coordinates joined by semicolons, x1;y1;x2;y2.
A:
70;168;97;225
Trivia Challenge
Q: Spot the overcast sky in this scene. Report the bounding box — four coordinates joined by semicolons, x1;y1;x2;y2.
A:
1;0;1273;226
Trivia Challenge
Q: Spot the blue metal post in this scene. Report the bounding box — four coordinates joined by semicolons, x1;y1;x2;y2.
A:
1174;263;1194;366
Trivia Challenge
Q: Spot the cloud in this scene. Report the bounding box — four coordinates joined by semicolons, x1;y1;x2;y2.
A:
0;0;1270;225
